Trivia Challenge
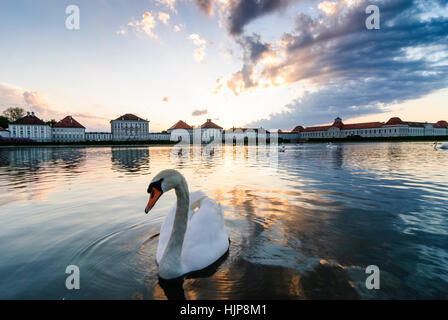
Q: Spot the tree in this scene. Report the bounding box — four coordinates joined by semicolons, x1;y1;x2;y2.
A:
3;107;25;122
46;119;57;127
0;115;9;129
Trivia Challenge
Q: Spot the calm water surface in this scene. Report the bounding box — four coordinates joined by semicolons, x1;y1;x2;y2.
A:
0;143;447;299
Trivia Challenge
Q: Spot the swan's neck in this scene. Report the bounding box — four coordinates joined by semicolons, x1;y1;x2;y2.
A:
159;178;189;278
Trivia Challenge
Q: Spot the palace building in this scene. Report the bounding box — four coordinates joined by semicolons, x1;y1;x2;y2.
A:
296;117;448;140
110;114;149;141
52;116;86;142
9;112;52;142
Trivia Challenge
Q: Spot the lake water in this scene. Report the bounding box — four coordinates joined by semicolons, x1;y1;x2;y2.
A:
0;143;447;299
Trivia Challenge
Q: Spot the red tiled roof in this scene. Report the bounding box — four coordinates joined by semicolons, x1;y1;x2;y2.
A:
342;122;383;130
385;117;403;125
12;114;46;125
113;114;147;121
291;126;304;132
385;117;426;127
168;120;193;131
201;119;223;129
53;116;85;128
304;125;332;132
436;120;447;128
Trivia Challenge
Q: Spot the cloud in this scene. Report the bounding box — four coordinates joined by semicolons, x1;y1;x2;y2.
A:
192;109;208;116
0;82;111;130
223;33;274;94
188;33;208;63
218;0;448;129
127;12;158;39
155;0;178;13
226;0;298;36
158;12;171;25
162;96;170;102
192;0;215;16
173;24;185;32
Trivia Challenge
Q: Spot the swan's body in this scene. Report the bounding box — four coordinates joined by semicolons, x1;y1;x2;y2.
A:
145;169;229;279
434;142;448;150
279;145;286;152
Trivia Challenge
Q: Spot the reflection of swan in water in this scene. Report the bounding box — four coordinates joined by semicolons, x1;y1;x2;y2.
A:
144;169;230;280
157;250;229;300
434;142;448;150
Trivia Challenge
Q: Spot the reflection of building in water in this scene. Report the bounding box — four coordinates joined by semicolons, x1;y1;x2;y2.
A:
111;148;149;173
0;147;86;170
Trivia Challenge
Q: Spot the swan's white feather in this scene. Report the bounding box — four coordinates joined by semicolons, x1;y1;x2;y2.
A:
156;190;229;274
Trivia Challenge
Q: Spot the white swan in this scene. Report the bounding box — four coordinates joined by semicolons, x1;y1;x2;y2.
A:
144;169;230;280
434;142;448;150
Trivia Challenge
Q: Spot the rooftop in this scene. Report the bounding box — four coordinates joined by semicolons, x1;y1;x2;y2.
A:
201;119;223;129
53;116;85;129
12;112;46;126
168;120;193;131
112;114;148;122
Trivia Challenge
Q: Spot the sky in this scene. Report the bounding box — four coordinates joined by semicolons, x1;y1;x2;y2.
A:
0;0;447;132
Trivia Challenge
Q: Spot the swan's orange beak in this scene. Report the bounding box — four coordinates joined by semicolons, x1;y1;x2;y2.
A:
145;189;162;214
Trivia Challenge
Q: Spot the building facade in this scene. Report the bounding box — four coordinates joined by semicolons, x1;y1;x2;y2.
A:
297;117;448;140
111;114;149;141
0;127;10;138
52;116;85;142
85;132;112;141
201;119;223;142
9;112;52;142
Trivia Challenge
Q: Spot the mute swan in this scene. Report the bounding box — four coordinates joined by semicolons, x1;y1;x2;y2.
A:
434;142;448;150
144;169;230;280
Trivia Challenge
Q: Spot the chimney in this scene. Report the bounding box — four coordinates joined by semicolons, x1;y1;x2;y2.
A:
207;119;211;122
31;112;35;117
27;111;30;116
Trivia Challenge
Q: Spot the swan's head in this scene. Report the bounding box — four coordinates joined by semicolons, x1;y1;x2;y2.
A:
144;169;185;214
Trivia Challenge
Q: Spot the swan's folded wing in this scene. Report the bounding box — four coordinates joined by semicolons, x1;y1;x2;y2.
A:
182;196;230;271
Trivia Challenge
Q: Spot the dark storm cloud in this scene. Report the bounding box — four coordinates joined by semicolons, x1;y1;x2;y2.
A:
244;0;448;129
227;0;296;36
226;33;273;94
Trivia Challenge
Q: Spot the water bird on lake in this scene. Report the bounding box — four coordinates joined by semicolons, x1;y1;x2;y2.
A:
279;145;286;152
144;169;230;280
434;142;448;150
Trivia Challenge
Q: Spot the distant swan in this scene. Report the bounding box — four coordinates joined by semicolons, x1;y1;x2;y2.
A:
279;145;286;152
434;142;448;150
144;169;230;280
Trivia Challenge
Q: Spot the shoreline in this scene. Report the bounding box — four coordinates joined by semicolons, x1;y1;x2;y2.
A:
1;136;448;148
